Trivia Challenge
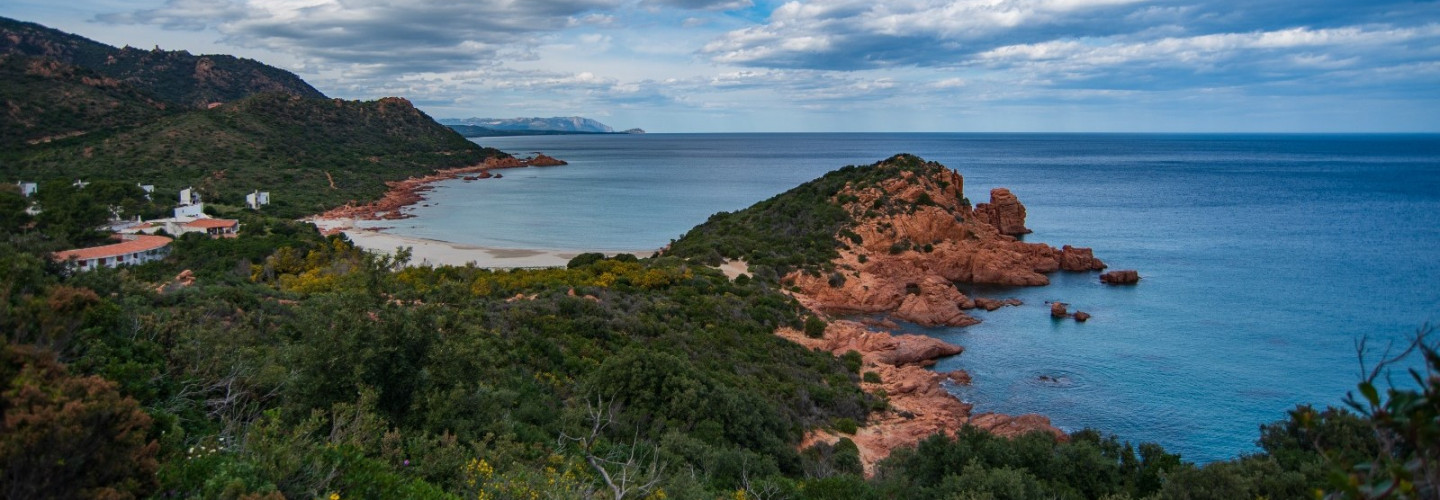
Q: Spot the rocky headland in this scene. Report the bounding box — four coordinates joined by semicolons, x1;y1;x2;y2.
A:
784;157;1106;327
670;154;1123;475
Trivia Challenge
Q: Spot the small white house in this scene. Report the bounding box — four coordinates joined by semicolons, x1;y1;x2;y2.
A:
17;182;37;197
139;184;155;201
179;187;200;206
246;190;270;209
53;234;172;272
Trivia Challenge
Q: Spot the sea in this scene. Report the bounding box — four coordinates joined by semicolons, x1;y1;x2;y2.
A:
362;133;1440;463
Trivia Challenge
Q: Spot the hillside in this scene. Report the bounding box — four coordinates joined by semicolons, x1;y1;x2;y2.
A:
4;93;501;218
0;54;172;147
0;16;324;108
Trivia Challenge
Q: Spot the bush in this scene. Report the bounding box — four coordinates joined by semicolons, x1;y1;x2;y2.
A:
841;350;863;374
834;418;859;435
863;372;882;384
567;252;606;269
804;316;828;338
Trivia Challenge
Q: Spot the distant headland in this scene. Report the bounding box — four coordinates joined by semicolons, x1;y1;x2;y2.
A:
440;116;644;137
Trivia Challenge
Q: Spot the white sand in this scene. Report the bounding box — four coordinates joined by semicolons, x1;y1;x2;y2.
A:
718;259;751;280
309;217;656;269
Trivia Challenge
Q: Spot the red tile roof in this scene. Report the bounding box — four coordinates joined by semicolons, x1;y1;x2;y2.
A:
184;218;238;229
53;235;172;262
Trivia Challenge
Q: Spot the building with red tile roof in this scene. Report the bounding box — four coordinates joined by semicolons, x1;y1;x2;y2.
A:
182;218;238;238
53;234;173;272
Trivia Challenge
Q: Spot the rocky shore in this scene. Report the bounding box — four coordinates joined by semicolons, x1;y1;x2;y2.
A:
782;320;1063;475
313;153;568;225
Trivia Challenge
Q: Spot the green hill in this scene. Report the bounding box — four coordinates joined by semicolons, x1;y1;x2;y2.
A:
0;54;174;147
5;93;501;218
0;17;504;218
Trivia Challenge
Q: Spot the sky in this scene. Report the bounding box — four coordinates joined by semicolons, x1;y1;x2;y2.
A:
4;0;1439;132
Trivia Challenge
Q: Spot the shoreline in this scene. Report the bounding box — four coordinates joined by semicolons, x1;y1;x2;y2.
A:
309;217;656;269
305;152;656;268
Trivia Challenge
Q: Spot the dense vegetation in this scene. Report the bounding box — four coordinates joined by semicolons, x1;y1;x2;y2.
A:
666;154;958;281
0;54;173;147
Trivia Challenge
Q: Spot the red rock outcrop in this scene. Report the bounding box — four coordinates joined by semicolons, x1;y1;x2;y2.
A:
786;160;1110;321
1073;311;1091;322
527;154;568;166
1050;302;1069;318
973;188;1031;236
1100;269;1141;285
785;320;1063;476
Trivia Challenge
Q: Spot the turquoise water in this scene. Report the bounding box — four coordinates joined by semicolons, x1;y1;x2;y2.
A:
377;133;1440;462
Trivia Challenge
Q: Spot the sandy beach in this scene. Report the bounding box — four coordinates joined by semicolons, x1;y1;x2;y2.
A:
309;217;654;268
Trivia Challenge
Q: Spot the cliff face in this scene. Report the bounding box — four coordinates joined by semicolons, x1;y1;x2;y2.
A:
784;155;1106;326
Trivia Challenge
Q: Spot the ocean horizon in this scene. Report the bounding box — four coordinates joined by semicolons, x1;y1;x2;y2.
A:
362;132;1440;463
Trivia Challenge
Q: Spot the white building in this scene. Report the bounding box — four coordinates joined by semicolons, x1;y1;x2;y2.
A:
53;234;172;272
139;184;155;201
17;181;36;197
246;190;270;209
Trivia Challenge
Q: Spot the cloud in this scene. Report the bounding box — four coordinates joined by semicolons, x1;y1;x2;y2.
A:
98;0;626;77
641;0;754;11
975;24;1440;92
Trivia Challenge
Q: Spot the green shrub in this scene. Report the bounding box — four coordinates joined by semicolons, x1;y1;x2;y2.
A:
863;372;882;384
834;418;859;435
804;316;828;338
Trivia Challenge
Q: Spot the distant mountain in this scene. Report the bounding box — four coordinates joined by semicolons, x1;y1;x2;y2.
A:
0;16;325;109
441;116;616;133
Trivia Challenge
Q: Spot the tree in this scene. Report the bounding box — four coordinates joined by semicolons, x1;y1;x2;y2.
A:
1323;326;1440;499
0;344;159;499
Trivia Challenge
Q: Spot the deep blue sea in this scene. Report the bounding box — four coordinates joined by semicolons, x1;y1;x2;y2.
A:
371;133;1440;463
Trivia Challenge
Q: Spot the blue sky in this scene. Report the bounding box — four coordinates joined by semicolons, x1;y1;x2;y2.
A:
4;0;1438;132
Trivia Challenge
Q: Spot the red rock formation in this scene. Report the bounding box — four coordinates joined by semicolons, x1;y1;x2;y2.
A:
783;320;1062;476
786;162;1112;323
893;276;979;327
1100;269;1141;285
1073;311;1091;322
973;188;1031;236
527;154;568;166
1051;302;1069;318
972;297;1023;311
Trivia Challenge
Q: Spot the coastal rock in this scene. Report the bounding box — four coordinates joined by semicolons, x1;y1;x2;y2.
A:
1100;269;1141;285
893;276;980;327
527;154;568;166
1059;245;1107;271
483;156;527;169
973;188;1031;236
785;320;1061;475
1050;302;1069;318
972;297;1023;311
969;413;1066;440
1073;311;1091;322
